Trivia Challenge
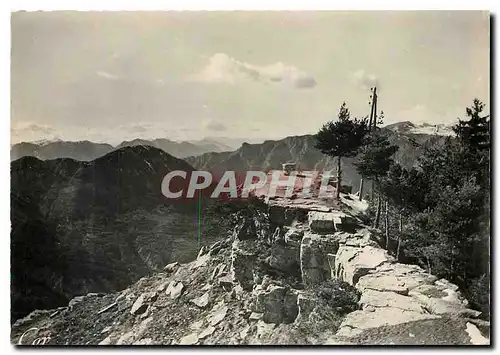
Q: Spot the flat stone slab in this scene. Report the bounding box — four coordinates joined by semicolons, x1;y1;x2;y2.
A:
409;284;481;318
356;263;437;295
339;307;439;332
335;245;394;285
333;317;486;345
308;211;337;233
359;289;426;313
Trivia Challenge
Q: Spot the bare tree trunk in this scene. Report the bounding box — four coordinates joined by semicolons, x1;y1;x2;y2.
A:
385;202;390;245
371;180;374;201
358;178;364;201
374;180;382;228
336;156;342;199
396;211;403;260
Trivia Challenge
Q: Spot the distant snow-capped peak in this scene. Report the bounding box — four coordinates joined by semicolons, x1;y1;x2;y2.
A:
384;121;455;136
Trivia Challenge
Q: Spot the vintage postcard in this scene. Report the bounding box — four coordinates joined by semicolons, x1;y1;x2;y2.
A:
10;9;490;346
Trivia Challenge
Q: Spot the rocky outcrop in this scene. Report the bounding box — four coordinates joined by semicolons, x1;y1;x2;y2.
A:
409;283;481;318
356;263;437;295
300;233;339;285
335;245;394;285
253;285;298;324
11;193;489;346
230;239;258;290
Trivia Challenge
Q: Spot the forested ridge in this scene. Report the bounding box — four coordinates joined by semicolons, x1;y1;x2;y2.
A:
315;99;490;318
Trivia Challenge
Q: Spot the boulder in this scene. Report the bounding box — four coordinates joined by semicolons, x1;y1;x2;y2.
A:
300;233;338;285
254;285;298;324
163;262;179;273
335;245;393;285
435;278;460;292
156;282;168;293
191;292;210;308
308;211;336;233
283;290;299;323
338;228;379;248
268;243;300;275
165;281;184;299
130;292;157;315
300;235;324;285
130;295;148;315
208;304;228;326
190;320;205;330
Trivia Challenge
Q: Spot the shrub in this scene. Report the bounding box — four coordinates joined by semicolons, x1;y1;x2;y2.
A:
314;279;360;313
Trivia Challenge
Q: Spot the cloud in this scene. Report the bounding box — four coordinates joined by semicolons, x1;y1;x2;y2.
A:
128;124;148;133
353;69;379;90
96;70;119;80
11;122;60;143
204;120;227;132
188;53;316;89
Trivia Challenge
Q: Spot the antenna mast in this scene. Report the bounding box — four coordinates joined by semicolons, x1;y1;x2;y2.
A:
368;86;378;131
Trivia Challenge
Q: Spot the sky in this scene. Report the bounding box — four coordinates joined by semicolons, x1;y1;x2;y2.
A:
11;11;490;144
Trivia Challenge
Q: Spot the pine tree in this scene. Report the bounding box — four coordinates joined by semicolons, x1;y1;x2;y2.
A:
355;132;398;227
315;102;368;199
396;99;490;317
453;98;490;151
380;164;426;258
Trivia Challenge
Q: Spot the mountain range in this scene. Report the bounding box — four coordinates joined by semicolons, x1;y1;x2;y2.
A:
185;126;448;190
11;122;452;163
10;137;237;162
10;146;235;321
10;121;451;322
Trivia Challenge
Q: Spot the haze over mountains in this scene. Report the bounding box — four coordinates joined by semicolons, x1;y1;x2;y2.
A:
10;122;452;163
10;137;239;162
